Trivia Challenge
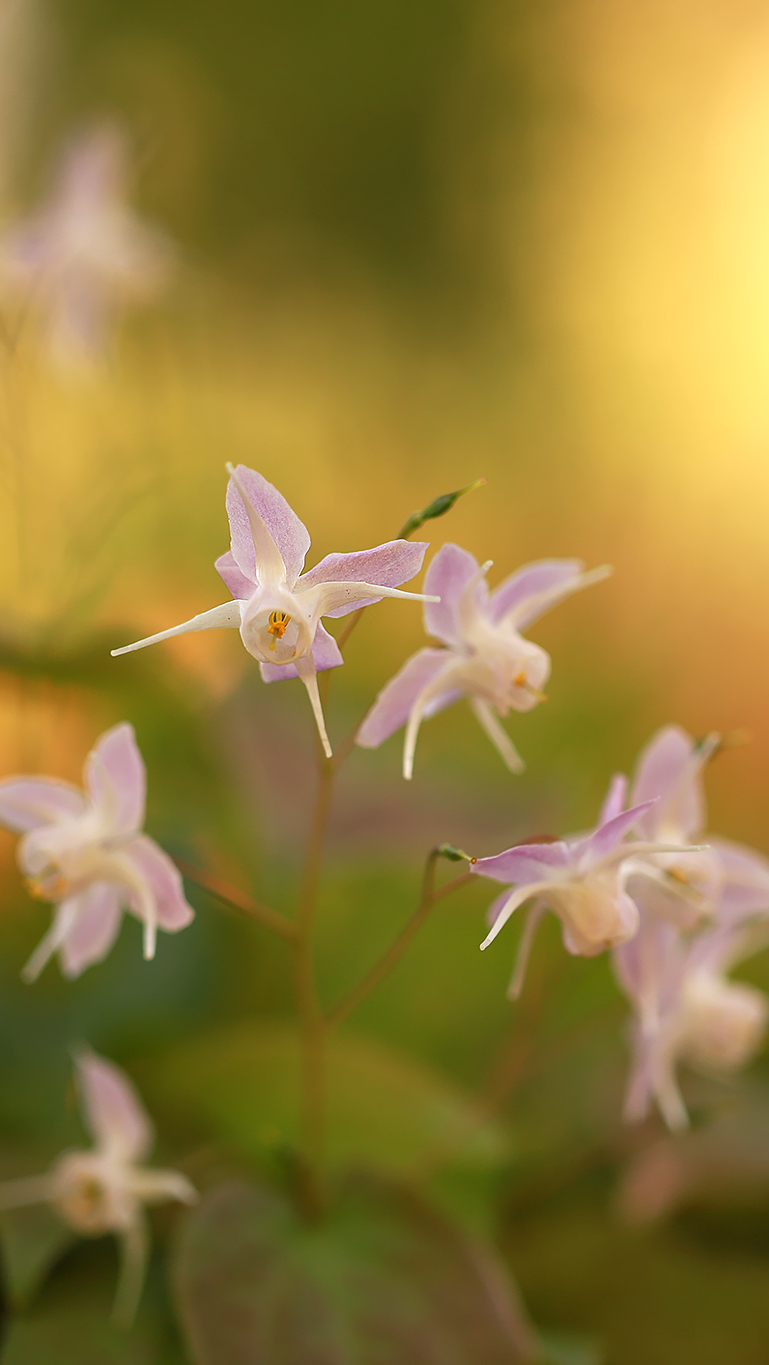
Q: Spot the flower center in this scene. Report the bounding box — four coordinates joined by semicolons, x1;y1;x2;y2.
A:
267;610;291;649
24;869;70;900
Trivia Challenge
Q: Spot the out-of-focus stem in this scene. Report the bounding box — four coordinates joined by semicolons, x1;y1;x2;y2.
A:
325;858;473;1029
292;755;335;1202
173;857;298;941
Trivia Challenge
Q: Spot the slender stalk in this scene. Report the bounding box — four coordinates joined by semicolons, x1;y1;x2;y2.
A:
173;856;298;941
335;606;365;651
292;755;335;1187
326;859;473;1029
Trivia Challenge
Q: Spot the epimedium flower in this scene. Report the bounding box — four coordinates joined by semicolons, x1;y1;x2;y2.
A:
470;776;703;998
356;543;611;779
612;723;769;1128
615;911;769;1131
0;122;173;364
0;722;194;981
0;1048;196;1324
112;463;437;758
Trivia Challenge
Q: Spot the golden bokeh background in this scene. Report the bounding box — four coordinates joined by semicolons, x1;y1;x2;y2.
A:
1;2;769;1360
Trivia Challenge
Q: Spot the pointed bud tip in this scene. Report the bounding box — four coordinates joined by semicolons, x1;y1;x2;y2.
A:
436;843;474;863
396;477;487;539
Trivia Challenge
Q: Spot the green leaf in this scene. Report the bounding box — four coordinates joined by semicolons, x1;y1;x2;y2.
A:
397;479;485;539
1;1244;184;1365
140;1022;507;1176
174;1174;534;1365
0;1205;75;1308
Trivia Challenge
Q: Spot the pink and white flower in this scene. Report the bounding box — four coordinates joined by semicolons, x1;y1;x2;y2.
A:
0;1049;196;1323
112;464;436;758
0;722;194;980
471;776;701;997
0;123;173;362
356;543;611;778
613;725;769;1128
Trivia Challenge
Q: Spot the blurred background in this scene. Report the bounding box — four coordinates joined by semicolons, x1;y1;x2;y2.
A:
1;1;769;1361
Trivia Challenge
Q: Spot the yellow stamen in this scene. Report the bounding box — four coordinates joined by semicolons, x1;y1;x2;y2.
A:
514;672;547;703
668;867;690;885
267;610;291;650
25;873;68;900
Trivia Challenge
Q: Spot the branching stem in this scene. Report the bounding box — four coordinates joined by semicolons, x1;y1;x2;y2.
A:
173;857;298;941
325;858;473;1029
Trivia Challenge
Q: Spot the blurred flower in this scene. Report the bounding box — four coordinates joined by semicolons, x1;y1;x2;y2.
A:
471;779;698;996
0;1048;196;1324
356;544;611;779
0;722;194;980
613;725;769;1128
0;122;173;364
112;463;435;758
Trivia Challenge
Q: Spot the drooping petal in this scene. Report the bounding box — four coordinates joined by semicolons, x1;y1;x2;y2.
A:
113;1215;149;1328
214;548;255;600
74;1048;153;1163
111;601;242;657
84;722;146;836
120;835;193;933
401;655;468;780
296;540;428;618
22;896;83;983
472;841;571;887
469;697;525;773
630;725;716;841
295;654;332;758
598;772;628;826
122;836;194;931
500;563;613;632
225;464;310;588
582;800;657;865
357;649;457;747
59;882;124;979
480;882;553;949
259;622;343;683
507;900;548;999
0;777;86;832
421;542;480;647
622;1028;660;1125
488;558;584;625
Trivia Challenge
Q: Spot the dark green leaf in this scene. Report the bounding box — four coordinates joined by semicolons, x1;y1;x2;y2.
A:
174;1174;534;1365
1;1242;184;1365
397;479;485;539
0;1205;75;1308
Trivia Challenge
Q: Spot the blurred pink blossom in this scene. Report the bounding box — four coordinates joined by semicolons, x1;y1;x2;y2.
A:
614;726;769;1129
113;464;435;757
0;123;173;362
0;1048;195;1323
0;722;194;979
357;543;611;778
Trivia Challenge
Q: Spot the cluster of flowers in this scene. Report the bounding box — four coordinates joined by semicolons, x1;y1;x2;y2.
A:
1;464;768;1310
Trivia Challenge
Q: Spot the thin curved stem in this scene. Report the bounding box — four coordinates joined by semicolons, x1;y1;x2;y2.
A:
325;859;473;1029
173;857;298;941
